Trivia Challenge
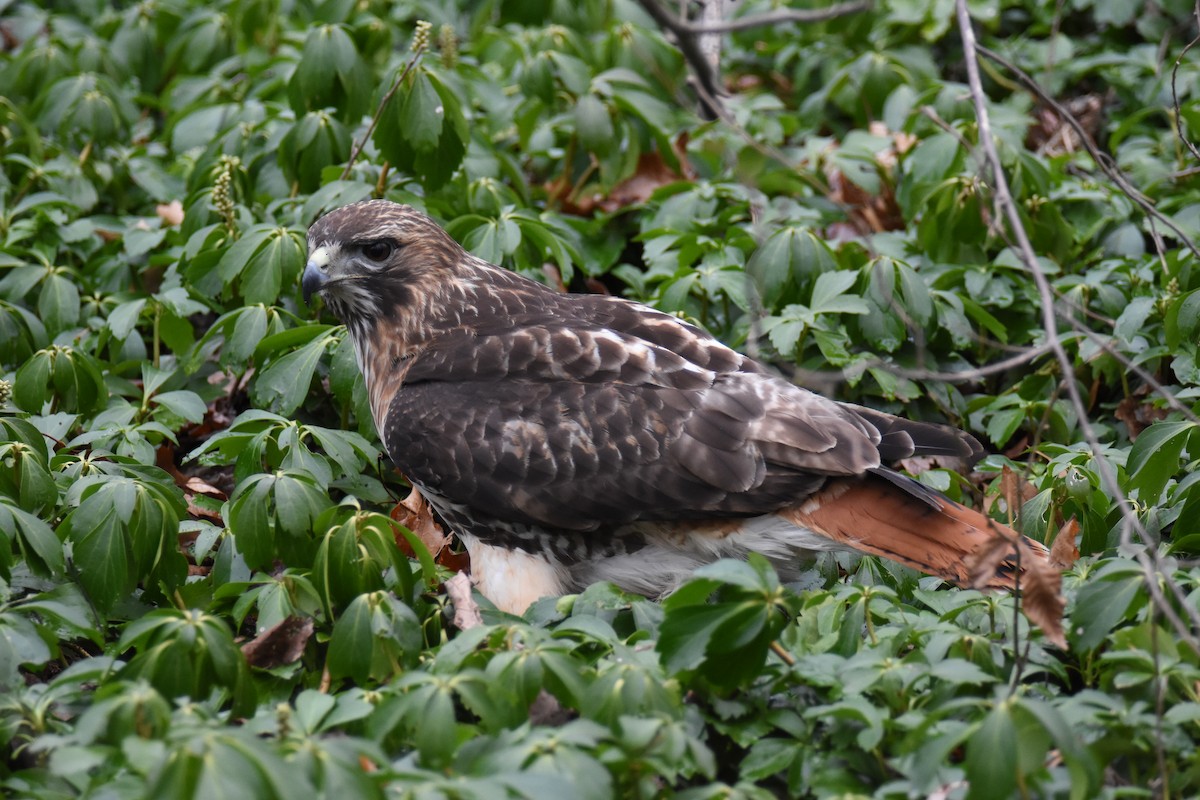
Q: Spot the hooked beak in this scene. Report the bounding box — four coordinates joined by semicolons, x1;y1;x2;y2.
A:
302;260;328;305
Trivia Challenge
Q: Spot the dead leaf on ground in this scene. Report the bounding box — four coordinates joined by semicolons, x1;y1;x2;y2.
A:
821;122;908;240
597;143;693;214
1001;432;1032;460
391;486;450;558
898;453;972;478
542;263;568;292
156;445;228;524
549;134;694;216
1115;385;1168;440
1026;93;1105;157
241;615;314;669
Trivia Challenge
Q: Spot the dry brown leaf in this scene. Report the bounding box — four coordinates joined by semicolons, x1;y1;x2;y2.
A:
898;453;972;478
391;486;450;557
1049;517;1081;571
1019;544;1066;648
183;475;226;499
596;148;691;213
991;465;1038;523
186;498;224;523
241;615;314;668
1025;93;1105;157
529;689;574;726
1115;387;1168;440
965;534;1019;590
1000;465;1021;525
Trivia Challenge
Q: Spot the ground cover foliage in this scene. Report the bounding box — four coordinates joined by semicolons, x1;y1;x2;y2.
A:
1;0;1199;796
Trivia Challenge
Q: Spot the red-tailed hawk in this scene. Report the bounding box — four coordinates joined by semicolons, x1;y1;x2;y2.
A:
302;200;1052;615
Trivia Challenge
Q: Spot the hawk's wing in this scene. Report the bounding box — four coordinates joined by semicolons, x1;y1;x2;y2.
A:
379;296;961;535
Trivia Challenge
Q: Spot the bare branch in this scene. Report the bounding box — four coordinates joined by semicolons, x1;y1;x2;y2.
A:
683;0;873;34
634;0;726;117
1170;1;1200;164
341;24;430;181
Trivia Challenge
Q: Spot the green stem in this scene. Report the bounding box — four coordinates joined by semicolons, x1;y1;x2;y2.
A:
153;303;161;369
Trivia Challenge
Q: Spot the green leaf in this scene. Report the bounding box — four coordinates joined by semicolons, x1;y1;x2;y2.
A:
0;613;52;690
216;225;274;288
575;93;614;155
226;305;268;365
966;704;1018;800
228;475;275;568
13;349;53;412
153;390;207;424
401;71;444;153
271;472;330;538
810;270;869;315
252;333;333;415
67;503;129;613
1071;573;1143;651
327;593;375;683
1126;421;1195;502
108;298;148;341
0;498;64;576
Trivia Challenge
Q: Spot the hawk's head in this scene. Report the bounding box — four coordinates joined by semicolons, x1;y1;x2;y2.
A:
302;200;464;331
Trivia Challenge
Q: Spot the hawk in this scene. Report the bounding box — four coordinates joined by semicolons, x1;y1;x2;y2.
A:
301;200;1051;615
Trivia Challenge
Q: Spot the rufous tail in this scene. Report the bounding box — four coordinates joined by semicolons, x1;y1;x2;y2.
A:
781;475;1050;590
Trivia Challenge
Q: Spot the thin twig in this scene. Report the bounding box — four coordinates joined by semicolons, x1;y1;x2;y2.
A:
341;28;430;180
1171;2;1200;164
634;0;726;117
782;342;1054;389
769;640;796;666
682;0;873;34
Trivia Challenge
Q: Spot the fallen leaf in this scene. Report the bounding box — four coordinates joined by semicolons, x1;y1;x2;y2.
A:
391;486;450;558
186;497;224;523
529;689;574;726
1026;93;1105;157
552;134;694;216
597;146;692;213
542;263;567;292
183;475;226;499
241;615;314;668
821;126;905;239
157;445;228;523
1115;386;1168;440
1019;544;1066;648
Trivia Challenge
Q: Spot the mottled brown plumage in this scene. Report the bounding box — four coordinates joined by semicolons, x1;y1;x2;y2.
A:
302;199;1051;614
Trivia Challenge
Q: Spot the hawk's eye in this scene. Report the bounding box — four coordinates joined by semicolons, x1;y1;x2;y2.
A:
362;240;394;262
